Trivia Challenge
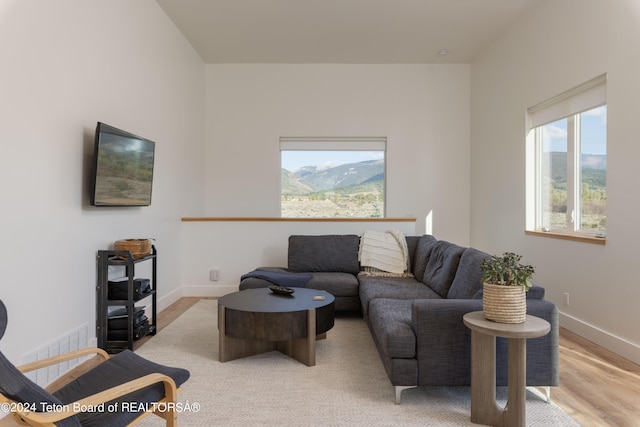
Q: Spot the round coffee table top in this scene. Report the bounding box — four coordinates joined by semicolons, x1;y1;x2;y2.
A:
463;311;550;339
219;287;335;313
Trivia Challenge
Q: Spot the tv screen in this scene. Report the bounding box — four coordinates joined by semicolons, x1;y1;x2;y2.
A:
91;122;155;207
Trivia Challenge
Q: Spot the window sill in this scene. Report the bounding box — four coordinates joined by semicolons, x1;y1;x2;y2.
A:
525;230;606;245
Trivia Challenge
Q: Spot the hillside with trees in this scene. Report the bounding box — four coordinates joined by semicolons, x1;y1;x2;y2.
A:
546;152;606;229
281;160;384;217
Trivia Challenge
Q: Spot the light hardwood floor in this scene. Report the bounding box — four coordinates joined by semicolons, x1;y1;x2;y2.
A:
2;297;638;426
551;328;640;426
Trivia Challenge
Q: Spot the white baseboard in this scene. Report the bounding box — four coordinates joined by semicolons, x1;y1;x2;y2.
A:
155;285;236;313
560;311;640;365
181;284;237;298
156;287;184;312
155;285;236;311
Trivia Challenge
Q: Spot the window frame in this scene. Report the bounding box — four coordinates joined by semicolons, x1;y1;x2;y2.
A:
526;75;607;242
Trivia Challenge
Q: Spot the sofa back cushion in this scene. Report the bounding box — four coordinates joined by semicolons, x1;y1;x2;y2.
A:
422;241;465;298
411;235;438;279
288;235;361;274
404;236;420;271
447;247;490;299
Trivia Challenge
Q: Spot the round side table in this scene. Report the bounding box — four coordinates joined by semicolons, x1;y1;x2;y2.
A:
463;311;550;427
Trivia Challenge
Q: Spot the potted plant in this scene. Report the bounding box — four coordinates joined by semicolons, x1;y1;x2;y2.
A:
480;252;535;324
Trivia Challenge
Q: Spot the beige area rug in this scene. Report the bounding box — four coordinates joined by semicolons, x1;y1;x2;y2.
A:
136;299;579;426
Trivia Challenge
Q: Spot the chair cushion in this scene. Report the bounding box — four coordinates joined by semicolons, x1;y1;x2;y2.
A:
0;300;6;340
53;350;190;427
0;351;81;427
288;235;360;274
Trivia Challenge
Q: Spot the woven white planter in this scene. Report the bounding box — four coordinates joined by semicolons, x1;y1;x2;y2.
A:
482;282;526;324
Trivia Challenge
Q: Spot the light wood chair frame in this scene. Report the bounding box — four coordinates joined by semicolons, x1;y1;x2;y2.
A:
0;347;181;427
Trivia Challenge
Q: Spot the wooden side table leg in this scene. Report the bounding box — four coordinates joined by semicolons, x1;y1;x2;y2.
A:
470;330;500;425
504;337;527;427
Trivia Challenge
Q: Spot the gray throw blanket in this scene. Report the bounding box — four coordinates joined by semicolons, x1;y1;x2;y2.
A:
240;269;313;287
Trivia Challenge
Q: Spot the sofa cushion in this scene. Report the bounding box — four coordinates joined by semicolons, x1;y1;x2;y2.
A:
422;241;465;298
411;235;438;279
368;299;416;359
404;236;420;267
288;235;361;274
305;272;359;297
240;268;359;297
358;275;439;315
447;247;490;299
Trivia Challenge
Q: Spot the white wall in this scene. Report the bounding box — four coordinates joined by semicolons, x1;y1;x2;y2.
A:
203;64;470;232
471;0;640;363
0;0;205;361
186;64;471;293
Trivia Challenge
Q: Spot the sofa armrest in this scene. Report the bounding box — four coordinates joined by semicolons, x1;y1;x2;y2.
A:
411;298;559;386
411;299;482;385
527;284;545;299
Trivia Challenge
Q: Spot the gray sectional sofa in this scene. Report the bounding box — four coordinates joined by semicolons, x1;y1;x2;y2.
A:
239;234;559;403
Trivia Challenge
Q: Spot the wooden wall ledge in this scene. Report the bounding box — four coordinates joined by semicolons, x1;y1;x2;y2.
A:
181;217;417;222
525;230;606;245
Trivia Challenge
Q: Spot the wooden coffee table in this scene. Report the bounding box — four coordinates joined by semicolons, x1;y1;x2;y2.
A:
218;287;335;366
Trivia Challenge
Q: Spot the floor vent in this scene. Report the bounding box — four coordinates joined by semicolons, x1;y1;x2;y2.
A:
21;323;89;387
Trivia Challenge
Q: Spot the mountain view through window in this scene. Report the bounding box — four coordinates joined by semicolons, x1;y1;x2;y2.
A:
281;150;385;218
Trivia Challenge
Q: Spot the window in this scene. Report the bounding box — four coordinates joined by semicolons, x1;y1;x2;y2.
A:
280;137;386;218
526;75;607;238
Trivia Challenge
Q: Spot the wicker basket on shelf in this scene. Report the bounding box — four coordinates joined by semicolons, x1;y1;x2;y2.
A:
114;239;152;259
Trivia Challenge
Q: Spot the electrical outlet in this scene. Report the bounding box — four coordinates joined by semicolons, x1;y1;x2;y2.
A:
563;292;570;306
209;269;219;281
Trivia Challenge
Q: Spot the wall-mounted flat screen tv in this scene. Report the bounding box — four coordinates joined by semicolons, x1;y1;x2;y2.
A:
90;122;155;207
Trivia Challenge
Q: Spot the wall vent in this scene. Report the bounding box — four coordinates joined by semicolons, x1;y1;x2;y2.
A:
21;323;89;387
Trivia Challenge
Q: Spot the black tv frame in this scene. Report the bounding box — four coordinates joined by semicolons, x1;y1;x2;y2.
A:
90;122;155;207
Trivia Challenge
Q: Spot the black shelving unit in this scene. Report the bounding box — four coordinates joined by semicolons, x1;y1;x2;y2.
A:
96;246;157;353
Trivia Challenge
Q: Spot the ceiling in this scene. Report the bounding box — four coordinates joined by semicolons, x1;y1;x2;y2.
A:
155;0;539;64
